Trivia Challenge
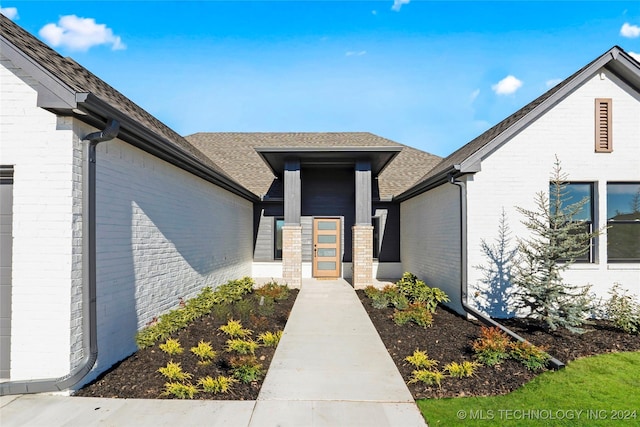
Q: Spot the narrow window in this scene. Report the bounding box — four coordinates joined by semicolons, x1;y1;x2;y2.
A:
372;217;380;259
595;98;612;153
549;182;594;262
274;218;284;260
607;183;640;262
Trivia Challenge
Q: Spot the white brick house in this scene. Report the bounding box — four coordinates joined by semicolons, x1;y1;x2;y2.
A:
398;46;640;318
1;15;638;395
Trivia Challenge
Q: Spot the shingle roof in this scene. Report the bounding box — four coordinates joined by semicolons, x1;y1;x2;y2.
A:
401;46;640;199
0;14;231;181
186;132;442;200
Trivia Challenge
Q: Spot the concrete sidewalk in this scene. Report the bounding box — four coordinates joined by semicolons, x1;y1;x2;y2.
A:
1;279;426;427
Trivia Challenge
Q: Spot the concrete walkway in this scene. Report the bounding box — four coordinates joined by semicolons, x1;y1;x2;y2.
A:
1;279;426;427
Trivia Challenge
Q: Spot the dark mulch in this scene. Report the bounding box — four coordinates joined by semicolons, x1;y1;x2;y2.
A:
75;290;298;400
357;290;640;400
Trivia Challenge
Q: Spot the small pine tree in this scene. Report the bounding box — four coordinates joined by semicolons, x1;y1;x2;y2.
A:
513;156;597;333
474;208;518;318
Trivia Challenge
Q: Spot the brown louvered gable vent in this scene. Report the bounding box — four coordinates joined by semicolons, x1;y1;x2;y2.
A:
595;98;612;153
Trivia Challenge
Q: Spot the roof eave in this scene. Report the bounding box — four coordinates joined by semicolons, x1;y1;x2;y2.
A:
78;94;259;202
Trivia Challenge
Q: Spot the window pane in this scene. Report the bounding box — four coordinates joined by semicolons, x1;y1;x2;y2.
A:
317;221;337;230
274;219;284;260
608;223;640;262
317;261;336;270
317;248;336;257
550;183;592;221
317;235;336;244
607;183;640;221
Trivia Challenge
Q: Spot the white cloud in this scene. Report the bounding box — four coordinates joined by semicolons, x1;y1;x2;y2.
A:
630;51;640;62
492;75;522;95
546;78;563;88
469;89;480;103
39;15;126;51
0;7;18;20
346;51;367;57
391;0;410;12
620;22;640;38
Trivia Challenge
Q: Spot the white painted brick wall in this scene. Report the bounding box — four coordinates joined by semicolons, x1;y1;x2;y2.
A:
400;184;463;313
78;124;253;385
0;56;77;380
466;69;640;314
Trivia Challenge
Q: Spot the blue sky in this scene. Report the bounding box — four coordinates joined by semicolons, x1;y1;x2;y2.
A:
2;1;640;157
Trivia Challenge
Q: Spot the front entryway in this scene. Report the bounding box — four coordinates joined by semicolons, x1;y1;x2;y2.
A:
312;218;341;278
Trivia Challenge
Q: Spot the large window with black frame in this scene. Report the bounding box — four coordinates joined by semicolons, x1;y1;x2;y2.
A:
607;182;640;262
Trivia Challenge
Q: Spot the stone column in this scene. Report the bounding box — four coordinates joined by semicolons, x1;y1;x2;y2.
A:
352;225;373;289
282;225;302;288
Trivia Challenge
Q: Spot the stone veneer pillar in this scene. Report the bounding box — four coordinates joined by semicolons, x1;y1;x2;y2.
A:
282;225;302;288
352;225;373;289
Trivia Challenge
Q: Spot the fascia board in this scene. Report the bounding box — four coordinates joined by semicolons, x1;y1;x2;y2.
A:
0;37;77;109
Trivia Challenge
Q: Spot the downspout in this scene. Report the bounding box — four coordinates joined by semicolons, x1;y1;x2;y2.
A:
448;174;565;370
0;119;120;395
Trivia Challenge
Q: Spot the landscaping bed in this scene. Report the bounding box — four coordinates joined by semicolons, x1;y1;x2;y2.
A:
357;290;640;400
75;282;297;400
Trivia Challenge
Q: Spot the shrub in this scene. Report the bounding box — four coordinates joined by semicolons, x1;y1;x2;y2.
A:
157;361;192;381
159;338;184;356
510;341;551;371
405;349;438;369
255;281;290;301
396;272;449;311
258;330;283;347
472;326;511;366
190;340;216;365
444;361;480;378
225;339;259;355
211;303;233;322
213;277;255;304
605;284;640;334
255;295;275;317
230;355;263;383
233;298;255;322
393;303;433;327
219;319;253;338
364;285;380;299
409;369;444;387
371;291;391;309
163;382;198;399
198;376;237;394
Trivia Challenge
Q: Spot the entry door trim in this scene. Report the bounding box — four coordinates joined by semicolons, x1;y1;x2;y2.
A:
312;217;341;278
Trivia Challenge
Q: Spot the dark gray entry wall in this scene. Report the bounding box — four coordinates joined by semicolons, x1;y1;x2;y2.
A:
0;166;13;379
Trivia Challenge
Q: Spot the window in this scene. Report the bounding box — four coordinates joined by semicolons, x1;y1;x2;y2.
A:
372;217;380;259
550;182;594;262
274;218;284;260
595;98;612;153
607;183;640;262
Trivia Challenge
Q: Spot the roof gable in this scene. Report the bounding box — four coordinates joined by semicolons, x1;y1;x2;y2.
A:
397;46;640;200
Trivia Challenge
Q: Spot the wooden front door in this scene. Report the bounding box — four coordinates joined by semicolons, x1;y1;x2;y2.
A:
313;218;341;278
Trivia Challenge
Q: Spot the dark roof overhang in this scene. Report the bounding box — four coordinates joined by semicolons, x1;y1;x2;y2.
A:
254;146;403;177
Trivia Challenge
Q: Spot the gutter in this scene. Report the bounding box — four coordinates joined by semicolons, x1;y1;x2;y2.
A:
447;174;565;370
0;119;119;395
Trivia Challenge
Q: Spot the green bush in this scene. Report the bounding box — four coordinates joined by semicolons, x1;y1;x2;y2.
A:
198;376;237;394
190;340;217;365
162;382;198;399
409;369;444;386
393;303;433;327
405;349;438;369
510;341;550;371
230;355;263;383
159;338;184;356
219;319;253;338
258;330;283;347
214;277;255;304
225;339;259;355
396;272;449;311
157;361;192;381
605;283;640;334
255;281;290;301
472;326;511;366
444;361;480;378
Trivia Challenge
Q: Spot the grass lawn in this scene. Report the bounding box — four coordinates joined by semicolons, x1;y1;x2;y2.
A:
417;351;640;426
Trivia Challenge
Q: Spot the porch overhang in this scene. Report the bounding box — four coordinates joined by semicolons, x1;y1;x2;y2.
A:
254;146;402;178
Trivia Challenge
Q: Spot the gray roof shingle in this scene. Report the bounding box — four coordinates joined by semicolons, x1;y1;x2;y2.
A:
186;132;442;200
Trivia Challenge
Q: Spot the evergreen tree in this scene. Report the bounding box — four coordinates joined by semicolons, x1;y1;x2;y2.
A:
513;157;597;333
